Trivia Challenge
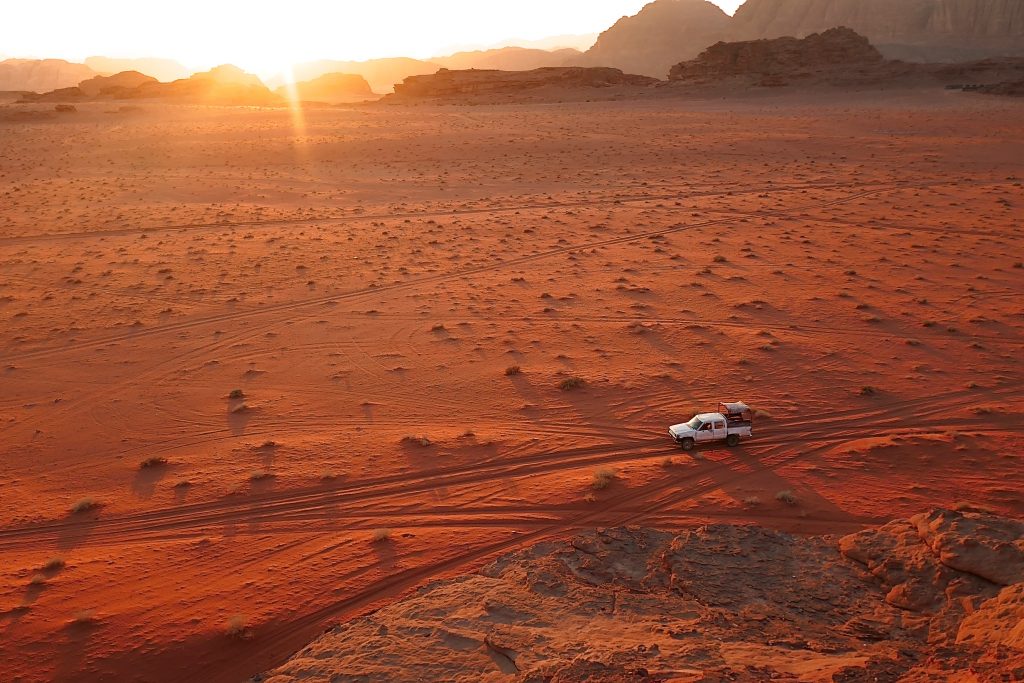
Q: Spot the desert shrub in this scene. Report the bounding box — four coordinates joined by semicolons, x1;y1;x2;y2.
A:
559;376;584;391
743;496;762;506
139;457;168;469
228;389;244;399
401;435;431;447
249;471;274;481
70;498;99;514
225;614;250;638
591;468;617;490
775;490;797;505
859;385;877;396
504;365;522;376
371;528;391;543
713;255;727;263
42;557;65;572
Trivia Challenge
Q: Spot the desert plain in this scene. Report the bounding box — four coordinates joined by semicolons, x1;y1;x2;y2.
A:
0;90;1022;682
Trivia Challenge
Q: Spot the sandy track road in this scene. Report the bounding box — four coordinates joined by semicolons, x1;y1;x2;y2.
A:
178;385;1020;683
0;382;1014;552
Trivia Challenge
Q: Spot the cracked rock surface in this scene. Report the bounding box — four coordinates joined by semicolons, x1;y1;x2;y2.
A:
260;508;1024;682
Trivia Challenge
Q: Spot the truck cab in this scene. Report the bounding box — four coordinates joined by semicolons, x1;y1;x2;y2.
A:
669;402;753;450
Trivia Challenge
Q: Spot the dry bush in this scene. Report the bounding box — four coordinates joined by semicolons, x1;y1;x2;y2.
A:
401;435;432;447
504;365;522;376
228;389;245;399
225;614;250;638
42;557;65;572
743;496;762;506
70;498;99;514
559;376;585;391
371;528;392;543
591;468;617;490
70;610;97;625
775;490;797;505
139;457;168;469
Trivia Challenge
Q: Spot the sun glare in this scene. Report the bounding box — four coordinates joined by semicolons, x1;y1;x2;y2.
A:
0;0;755;75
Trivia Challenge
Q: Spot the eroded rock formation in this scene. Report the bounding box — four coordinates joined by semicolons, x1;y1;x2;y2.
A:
730;0;1024;62
276;73;375;103
260;508;1024;682
388;67;659;102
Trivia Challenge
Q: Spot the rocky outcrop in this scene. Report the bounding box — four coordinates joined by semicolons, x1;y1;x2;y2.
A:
84;56;190;82
668;28;1024;90
730;0;1024;62
388;67;659;101
78;71;158;97
578;0;732;78
260;508;1024;683
669;27;886;83
276;73;375;103
0;58;96;92
20;70;159;103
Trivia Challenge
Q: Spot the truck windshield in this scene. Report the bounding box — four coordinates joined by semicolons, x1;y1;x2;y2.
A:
687;416;702;429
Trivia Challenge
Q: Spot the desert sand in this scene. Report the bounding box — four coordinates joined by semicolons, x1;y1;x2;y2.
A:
0;90;1022;682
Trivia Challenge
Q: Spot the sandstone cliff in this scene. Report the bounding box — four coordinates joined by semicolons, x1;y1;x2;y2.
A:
666;27;1024;91
579;0;1024;77
388;67;659;102
731;0;1024;62
259;508;1024;682
669;26;887;84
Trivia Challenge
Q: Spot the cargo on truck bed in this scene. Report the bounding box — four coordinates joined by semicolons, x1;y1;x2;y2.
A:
669;401;754;450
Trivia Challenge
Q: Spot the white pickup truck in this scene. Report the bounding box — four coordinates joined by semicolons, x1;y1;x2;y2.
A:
669;401;753;450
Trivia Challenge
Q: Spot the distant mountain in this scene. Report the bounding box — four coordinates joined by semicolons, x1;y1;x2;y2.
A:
22;64;282;105
84;56;190;82
578;0;732;78
288;47;585;94
0;58;96;92
288;58;439;94
278;72;375;102
433;46;581;71
730;0;1024;62
577;0;1024;79
498;34;599;52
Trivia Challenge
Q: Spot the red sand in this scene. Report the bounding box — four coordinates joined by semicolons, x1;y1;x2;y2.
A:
0;91;1022;682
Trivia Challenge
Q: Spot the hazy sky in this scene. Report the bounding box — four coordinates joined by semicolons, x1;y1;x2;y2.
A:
2;0;744;74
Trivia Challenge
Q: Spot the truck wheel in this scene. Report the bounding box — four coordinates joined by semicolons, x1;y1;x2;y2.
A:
726;434;740;447
681;438;695;451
